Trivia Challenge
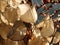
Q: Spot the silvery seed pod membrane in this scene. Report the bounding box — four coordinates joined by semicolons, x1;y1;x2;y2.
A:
18;4;38;23
5;39;17;45
17;4;30;20
52;32;60;44
0;23;11;40
38;15;54;37
28;36;49;45
0;0;8;12
7;21;27;41
28;37;42;45
18;41;26;45
1;7;18;26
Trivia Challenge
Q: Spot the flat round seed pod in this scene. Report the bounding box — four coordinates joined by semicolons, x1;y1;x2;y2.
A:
52;32;60;44
18;41;25;45
18;4;30;15
5;39;17;45
7;21;27;41
17;4;30;20
2;7;18;25
28;37;42;45
0;23;11;40
41;16;54;37
0;0;8;12
28;36;49;45
18;4;38;23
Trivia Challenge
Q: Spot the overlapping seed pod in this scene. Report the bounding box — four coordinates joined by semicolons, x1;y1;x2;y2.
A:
1;7;18;26
0;23;11;40
17;3;38;23
52;32;60;44
28;36;50;45
36;15;54;37
20;5;38;23
17;4;30;20
0;0;60;45
0;0;8;12
5;39;17;45
41;15;54;37
7;21;27;41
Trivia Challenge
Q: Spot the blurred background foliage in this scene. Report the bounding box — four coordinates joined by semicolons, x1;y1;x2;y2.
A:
31;0;60;24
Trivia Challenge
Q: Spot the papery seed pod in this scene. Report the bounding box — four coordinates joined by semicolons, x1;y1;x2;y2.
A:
15;3;38;23
36;15;54;37
41;15;54;37
28;37;43;45
1;14;9;25
28;36;49;45
5;39;17;45
17;4;30;20
1;7;18;26
20;5;38;23
52;32;60;44
7;21;27;41
0;0;8;12
0;23;11;40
